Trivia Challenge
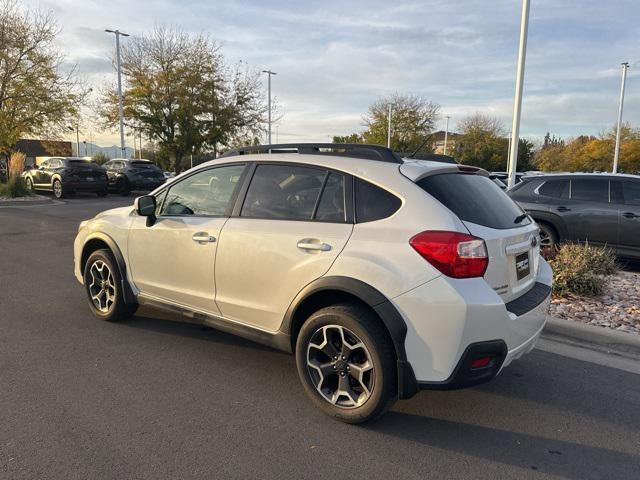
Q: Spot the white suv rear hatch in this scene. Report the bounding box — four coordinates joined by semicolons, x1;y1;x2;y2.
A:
408;167;541;304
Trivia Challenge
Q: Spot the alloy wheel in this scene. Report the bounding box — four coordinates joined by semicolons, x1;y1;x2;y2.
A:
88;260;116;313
306;324;375;409
53;180;62;198
539;227;553;249
26;178;33;191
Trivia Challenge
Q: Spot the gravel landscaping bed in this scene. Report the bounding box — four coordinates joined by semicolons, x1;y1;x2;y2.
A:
551;270;640;334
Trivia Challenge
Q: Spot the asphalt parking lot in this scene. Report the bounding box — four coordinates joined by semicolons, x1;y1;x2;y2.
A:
1;195;639;479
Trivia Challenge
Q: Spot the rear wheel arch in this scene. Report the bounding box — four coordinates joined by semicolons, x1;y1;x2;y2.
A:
282;276;418;399
532;217;561;243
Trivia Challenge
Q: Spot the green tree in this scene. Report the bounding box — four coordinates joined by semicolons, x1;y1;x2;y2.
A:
457;114;507;170
100;26;266;173
361;94;439;153
0;0;84;164
332;133;363;143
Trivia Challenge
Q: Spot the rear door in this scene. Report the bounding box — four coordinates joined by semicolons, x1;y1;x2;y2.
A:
417;173;540;303
617;179;640;253
214;163;353;331
562;178;619;246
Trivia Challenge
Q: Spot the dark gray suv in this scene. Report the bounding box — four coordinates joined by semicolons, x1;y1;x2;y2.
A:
508;173;640;258
103;158;165;196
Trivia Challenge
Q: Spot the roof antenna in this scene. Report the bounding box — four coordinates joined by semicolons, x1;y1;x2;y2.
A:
408;133;435;159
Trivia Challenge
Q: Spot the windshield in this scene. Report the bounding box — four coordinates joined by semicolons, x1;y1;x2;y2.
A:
417;173;531;229
131;161;157;169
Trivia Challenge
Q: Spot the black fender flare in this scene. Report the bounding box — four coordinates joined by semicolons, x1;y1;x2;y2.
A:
82;232;136;305
281;276;418;399
529;211;566;240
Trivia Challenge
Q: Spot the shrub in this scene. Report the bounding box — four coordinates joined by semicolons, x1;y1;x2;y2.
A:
548;242;617;297
0;177;32;198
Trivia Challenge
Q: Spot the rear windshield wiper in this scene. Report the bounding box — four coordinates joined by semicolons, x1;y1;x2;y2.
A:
514;213;528;224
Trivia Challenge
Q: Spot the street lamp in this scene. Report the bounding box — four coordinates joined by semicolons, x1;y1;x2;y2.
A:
613;62;630;174
387;105;392;148
507;0;530;189
67;125;79;156
105;29;130;157
443;115;450;155
262;69;277;144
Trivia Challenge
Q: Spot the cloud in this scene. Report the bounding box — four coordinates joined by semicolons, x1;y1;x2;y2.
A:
22;0;640;147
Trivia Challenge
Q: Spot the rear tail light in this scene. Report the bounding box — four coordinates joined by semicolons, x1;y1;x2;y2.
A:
409;231;488;278
470;356;492;369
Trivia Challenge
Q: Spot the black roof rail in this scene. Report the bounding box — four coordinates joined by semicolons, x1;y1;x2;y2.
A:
220;143;404;164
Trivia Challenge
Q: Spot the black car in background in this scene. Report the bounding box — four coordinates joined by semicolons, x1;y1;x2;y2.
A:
508;173;640;259
103;158;165;196
22;157;108;199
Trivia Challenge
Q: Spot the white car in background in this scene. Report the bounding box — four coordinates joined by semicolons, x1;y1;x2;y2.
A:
73;143;551;423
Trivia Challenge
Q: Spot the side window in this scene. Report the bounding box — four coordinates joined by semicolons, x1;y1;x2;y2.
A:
355;178;401;223
315;172;346;222
51;160;63;169
537;179;569;198
241;164;326;220
571;178;609;203
104;161;113;170
154;189;168;216
160;164;245;216
40;160;50;169
622;180;640;206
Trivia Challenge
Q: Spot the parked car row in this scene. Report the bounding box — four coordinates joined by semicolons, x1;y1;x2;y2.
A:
508;173;640;259
21;157;166;199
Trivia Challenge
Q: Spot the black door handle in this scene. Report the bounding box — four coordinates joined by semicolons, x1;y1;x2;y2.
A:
557;206;571;212
623;212;639;219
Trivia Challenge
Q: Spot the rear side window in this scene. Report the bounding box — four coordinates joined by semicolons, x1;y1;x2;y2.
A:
241;164;326;220
418;173;530;229
315;172;346;222
621;180;640;206
571;178;609;203
538;179;569;198
355;178;401;223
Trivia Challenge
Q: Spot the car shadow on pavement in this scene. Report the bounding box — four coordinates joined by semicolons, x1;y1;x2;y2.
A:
368;411;640;480
121;310;287;355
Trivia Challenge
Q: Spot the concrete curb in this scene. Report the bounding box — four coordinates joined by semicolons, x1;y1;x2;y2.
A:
0;196;53;207
543;316;640;358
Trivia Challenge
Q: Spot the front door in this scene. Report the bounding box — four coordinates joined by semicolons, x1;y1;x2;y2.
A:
215;164;353;331
127;163;247;314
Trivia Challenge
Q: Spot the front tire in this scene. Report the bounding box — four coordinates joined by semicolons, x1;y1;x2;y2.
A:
26;177;33;191
83;249;138;322
295;303;397;424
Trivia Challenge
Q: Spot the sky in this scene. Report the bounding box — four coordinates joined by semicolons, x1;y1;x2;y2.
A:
23;0;640;149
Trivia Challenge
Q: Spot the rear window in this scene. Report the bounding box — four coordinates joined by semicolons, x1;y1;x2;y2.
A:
131;161;157;169
417;173;530;230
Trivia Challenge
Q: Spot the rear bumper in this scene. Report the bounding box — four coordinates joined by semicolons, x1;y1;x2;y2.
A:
130;179;165;190
394;258;552;388
66;179;108;192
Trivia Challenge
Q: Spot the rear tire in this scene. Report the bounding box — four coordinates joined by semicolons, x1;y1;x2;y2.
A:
83;249;138;322
26;177;33;191
117;178;131;196
537;222;559;252
97;189;108;197
52;178;64;199
295;302;397;424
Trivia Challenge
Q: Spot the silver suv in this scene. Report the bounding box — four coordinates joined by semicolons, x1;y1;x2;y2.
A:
74;144;552;423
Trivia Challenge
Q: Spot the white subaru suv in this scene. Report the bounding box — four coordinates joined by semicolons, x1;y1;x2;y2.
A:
74;143;551;423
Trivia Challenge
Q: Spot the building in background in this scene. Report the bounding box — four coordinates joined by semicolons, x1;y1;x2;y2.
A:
15;139;72;167
431;130;462;156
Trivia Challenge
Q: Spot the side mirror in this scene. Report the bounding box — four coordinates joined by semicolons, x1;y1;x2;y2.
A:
134;195;157;226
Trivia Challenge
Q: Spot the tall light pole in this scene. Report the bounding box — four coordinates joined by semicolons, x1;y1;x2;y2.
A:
387;104;392;148
507;0;530;189
67;125;80;156
262;70;277;144
105;29;130;157
613;62;630;174
443;115;450;155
